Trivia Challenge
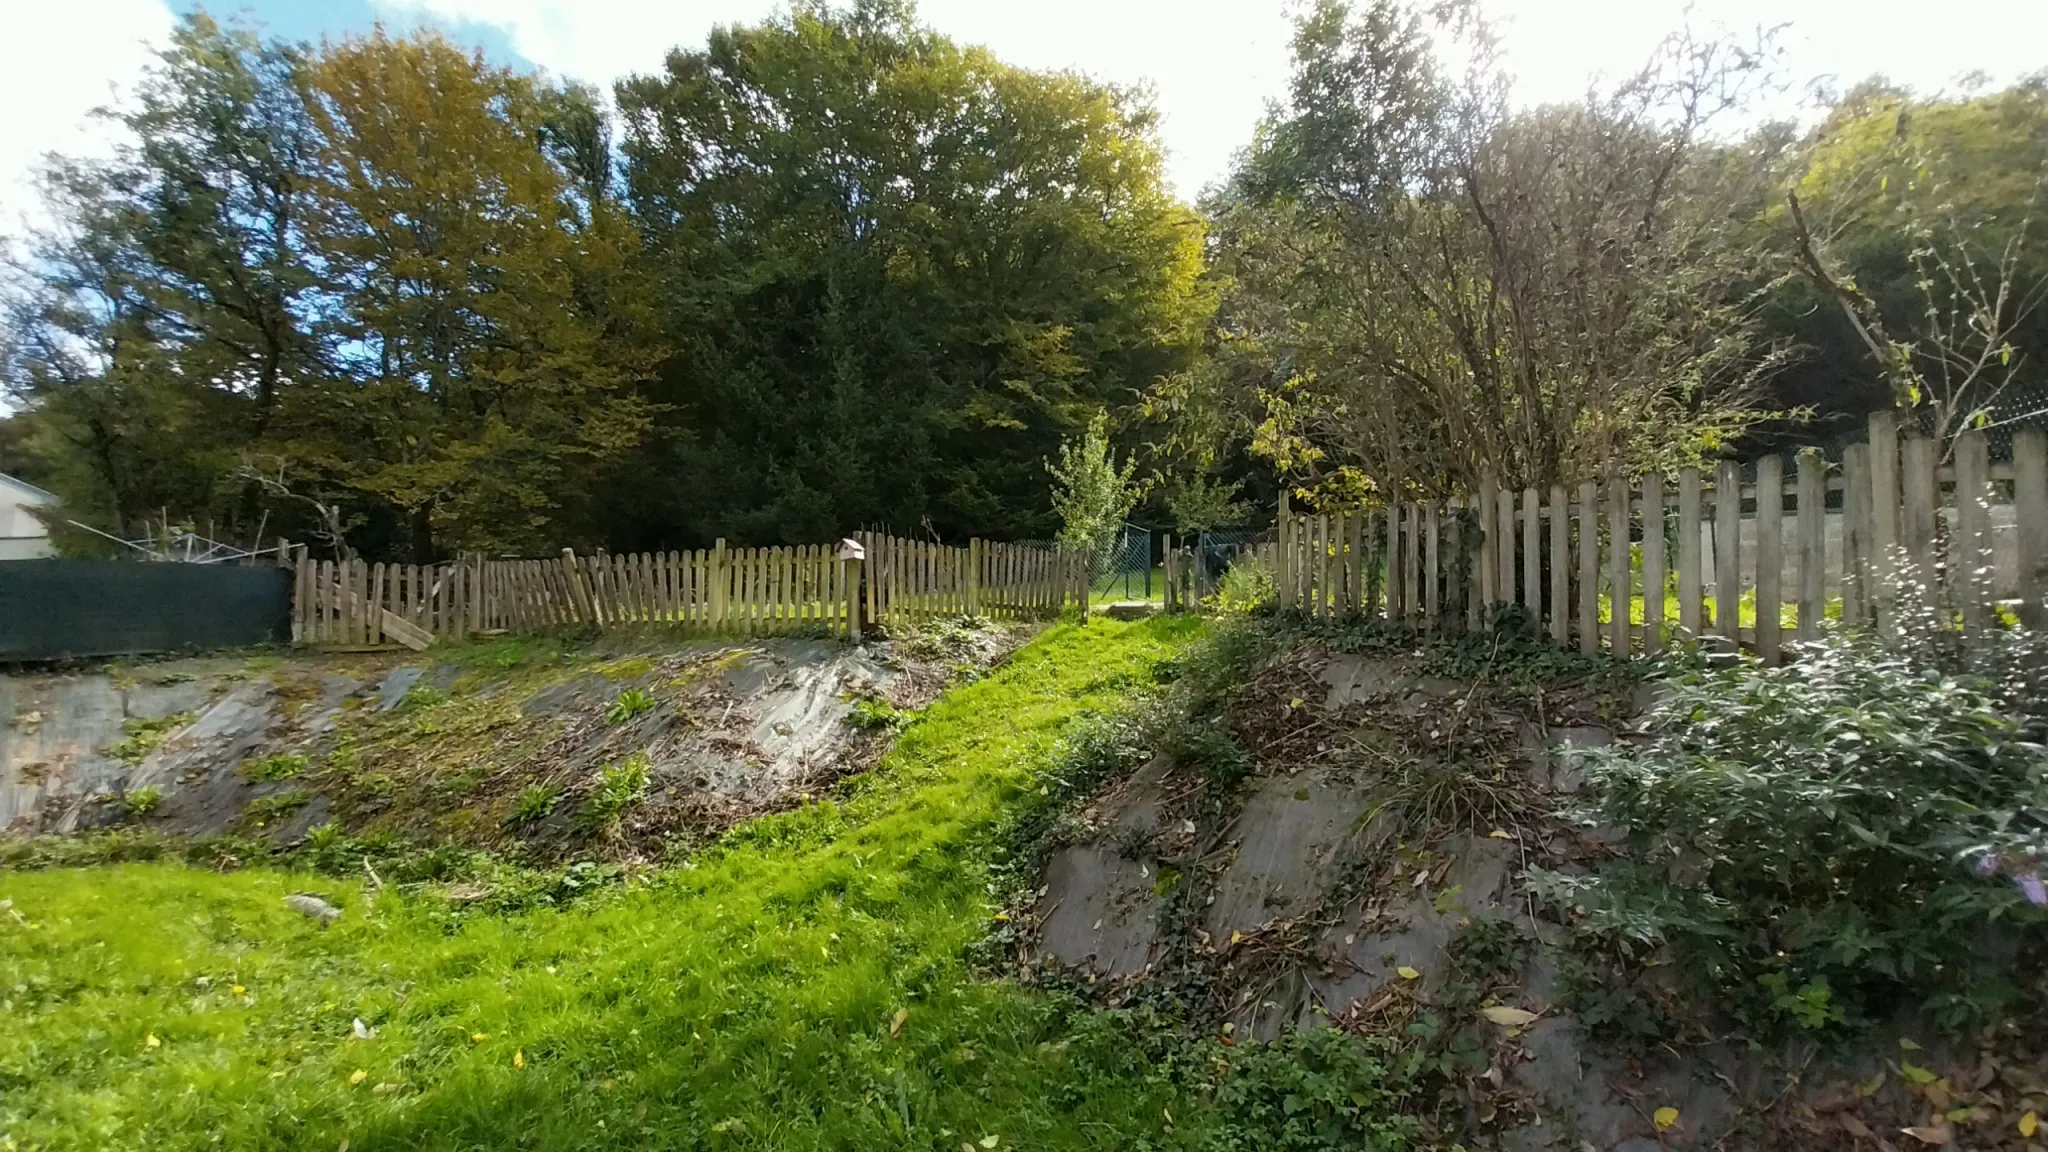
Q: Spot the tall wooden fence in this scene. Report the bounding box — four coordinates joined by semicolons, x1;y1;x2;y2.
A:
1265;413;2048;664
292;534;1086;649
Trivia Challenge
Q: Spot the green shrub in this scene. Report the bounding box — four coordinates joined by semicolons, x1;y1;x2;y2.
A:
122;787;162;817
605;687;657;725
1211;557;1275;614
578;753;651;834
241;753;308;782
1532;626;2048;1036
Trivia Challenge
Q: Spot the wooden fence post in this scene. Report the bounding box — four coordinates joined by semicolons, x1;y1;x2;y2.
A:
1577;480;1598;654
1714;460;1742;647
1755;454;1783;664
844;548;863;643
2015;427;2048;629
1867;409;1902;633
1548;485;1569;645
1797;450;1826;644
1608;468;1631;656
1641;474;1665;655
711;538;729;629
561;549;595;625
1955;428;1993;630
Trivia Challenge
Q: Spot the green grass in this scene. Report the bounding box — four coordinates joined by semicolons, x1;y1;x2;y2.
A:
1;617;1214;1152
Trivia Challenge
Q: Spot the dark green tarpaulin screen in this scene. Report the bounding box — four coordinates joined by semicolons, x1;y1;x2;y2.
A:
0;560;290;661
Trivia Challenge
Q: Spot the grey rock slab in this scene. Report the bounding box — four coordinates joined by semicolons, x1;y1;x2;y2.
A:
1309;833;1520;1020
1318;654;1412;709
1034;844;1161;976
1204;770;1376;938
375;666;427;711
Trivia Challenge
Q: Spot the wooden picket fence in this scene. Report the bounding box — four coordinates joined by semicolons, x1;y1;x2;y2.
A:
1262;413;2048;664
291;534;1087;649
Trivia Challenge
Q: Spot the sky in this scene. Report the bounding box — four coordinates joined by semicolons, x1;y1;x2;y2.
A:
4;0;2047;245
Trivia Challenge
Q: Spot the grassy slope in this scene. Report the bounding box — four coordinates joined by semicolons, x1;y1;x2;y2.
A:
2;617;1204;1152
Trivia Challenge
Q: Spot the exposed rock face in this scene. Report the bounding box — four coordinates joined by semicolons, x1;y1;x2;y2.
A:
2;627;1016;854
1021;638;1801;1149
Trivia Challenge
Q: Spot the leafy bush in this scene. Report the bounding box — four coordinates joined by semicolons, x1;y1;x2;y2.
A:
241;753;308;782
605;688;657;725
1533;626;2048;1036
579;753;651;834
1211;557;1276;614
122;787;162;816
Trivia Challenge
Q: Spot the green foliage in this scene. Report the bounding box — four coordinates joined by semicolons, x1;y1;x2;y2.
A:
603;688;656;725
508;783;562;827
610;3;1209;547
105;713;195;766
122;788;162;817
241;791;311;828
241;753;308;782
1048;411;1146;569
577;753;651;834
1532;626;2048;1036
1211;558;1276;614
846;696;906;732
1203;1028;1426;1151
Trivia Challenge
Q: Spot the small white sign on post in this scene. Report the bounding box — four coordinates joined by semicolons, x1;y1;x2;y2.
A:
838;538;866;561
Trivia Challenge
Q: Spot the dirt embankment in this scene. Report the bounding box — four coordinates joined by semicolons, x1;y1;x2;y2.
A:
1021;633;2048;1151
2;619;1019;860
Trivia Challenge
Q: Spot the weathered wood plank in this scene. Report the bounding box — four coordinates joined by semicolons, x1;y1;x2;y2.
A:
1548;485;1569;644
1521;487;1539;616
1677;466;1703;639
1578;480;1598;655
1798;449;1826;643
1955;428;1993;629
2015;427;2048;628
1755;454;1783;664
1714;460;1742;644
1608;471;1631;655
1867;409;1901;631
1641;473;1665;655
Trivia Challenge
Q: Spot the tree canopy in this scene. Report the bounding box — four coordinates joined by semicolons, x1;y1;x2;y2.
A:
4;0;2046;556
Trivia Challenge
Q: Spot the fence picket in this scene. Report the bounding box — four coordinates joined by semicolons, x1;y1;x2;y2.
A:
1714;461;1741;645
1842;443;1871;628
1577;481;1598;655
1798;450;1826;644
1956;429;1993;630
1608;473;1631;656
1641;473;1665;655
2017;428;2048;628
1678;467;1703;638
1547;486;1568;643
1520;488;1539;616
1756;454;1783;664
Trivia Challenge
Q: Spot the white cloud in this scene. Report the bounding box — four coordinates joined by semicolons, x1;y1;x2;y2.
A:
0;0;176;245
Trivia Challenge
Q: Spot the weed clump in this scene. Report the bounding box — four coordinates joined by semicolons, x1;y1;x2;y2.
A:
105;712;195;765
579;752;651;835
122;787;162;817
